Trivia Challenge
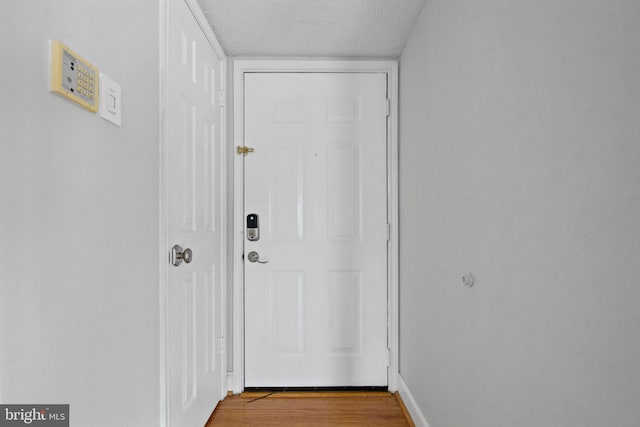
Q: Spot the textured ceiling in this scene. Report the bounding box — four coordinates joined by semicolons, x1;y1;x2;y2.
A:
197;0;426;57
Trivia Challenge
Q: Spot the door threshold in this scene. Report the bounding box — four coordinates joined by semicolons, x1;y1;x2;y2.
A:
244;386;388;392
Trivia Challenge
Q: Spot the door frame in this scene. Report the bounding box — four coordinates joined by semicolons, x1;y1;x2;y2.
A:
231;59;399;394
159;0;227;424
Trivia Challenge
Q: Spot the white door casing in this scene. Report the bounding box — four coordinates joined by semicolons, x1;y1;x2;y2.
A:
232;60;399;394
160;0;226;425
243;72;389;387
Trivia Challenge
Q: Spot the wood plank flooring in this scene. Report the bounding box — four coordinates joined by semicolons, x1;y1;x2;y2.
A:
206;391;415;426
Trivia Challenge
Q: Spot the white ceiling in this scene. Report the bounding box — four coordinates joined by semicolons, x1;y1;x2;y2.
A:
197;0;426;57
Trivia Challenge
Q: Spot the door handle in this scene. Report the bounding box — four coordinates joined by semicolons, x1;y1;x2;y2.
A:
247;251;269;264
170;244;193;267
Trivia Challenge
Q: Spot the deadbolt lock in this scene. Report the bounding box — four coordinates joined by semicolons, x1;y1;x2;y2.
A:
246;213;259;241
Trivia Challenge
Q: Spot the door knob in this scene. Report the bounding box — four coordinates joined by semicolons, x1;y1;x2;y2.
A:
171;244;193;267
247;251;269;264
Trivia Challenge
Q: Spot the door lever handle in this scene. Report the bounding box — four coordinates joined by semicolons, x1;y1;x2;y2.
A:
247;251;269;264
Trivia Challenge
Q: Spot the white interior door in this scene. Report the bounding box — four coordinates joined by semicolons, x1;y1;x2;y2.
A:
166;0;225;424
244;73;389;388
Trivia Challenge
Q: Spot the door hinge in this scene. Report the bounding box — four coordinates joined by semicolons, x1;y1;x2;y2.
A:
386;98;391;117
219;91;226;108
220;337;225;354
236;145;255;156
386;349;391;367
386;223;391;241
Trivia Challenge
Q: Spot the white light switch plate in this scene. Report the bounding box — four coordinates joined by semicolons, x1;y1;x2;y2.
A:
99;73;121;126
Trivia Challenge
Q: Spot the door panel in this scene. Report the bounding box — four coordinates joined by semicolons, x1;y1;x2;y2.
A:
167;0;224;424
244;73;388;387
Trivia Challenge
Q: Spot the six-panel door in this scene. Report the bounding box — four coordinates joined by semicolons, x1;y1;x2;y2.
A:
167;0;225;424
244;73;389;387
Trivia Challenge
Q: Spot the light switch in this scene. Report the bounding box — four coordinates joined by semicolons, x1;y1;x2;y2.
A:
108;92;117;113
99;73;121;126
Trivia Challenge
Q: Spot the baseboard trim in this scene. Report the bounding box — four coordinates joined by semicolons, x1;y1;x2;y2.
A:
397;374;430;427
394;391;416;427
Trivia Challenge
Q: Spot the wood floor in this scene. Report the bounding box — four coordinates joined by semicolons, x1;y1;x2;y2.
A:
206;391;415;426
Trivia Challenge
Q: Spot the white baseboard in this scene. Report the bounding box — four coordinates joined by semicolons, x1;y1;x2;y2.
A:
397;374;430;427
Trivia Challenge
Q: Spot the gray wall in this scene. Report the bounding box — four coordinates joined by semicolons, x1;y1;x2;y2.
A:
0;1;160;425
399;1;640;426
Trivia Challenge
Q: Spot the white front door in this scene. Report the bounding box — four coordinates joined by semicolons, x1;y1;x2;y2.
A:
166;0;225;424
244;73;389;387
